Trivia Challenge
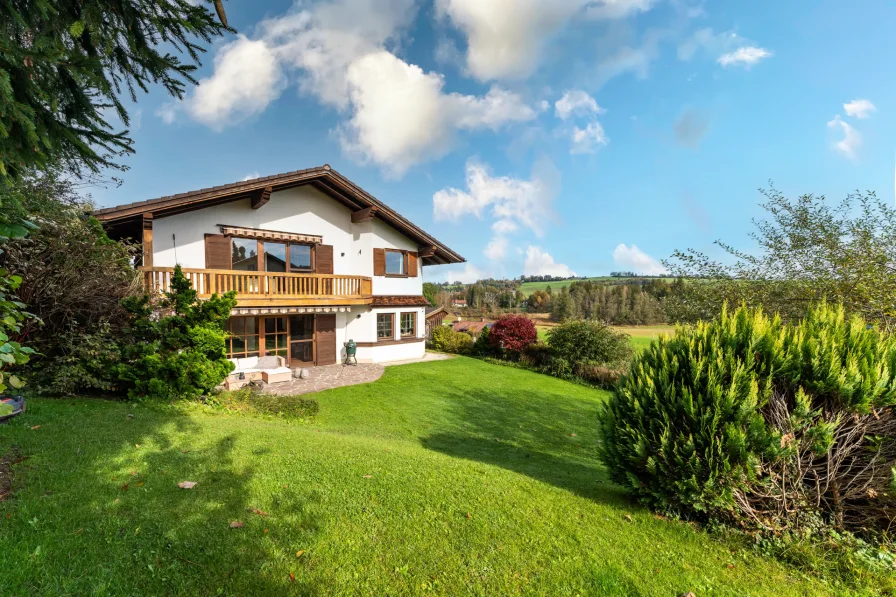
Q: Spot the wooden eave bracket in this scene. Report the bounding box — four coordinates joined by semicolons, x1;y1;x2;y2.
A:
417;245;437;258
351;206;379;223
251;186;272;210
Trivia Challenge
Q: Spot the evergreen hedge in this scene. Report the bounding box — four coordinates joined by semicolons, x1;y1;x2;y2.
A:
599;303;896;535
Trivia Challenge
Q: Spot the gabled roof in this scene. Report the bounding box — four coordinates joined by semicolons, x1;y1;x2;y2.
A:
93;164;464;266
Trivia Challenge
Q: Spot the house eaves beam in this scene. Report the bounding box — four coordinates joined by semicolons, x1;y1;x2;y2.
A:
251;186;272;210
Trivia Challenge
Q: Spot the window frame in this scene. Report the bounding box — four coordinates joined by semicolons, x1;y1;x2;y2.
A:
376;313;395;340
400;312;416;338
288;242;315;273
226;317;260;359
384;249;408;278
231;238;260;271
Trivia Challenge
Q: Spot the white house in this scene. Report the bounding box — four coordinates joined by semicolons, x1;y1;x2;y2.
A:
95;165;464;366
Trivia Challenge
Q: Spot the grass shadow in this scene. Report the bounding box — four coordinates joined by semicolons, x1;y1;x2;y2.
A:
0;398;320;596
420;385;630;506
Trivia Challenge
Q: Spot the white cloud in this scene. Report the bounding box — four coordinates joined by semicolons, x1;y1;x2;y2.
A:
827;114;861;158
484;236;509;261
677;28;743;62
156;103;178;125
433;159;559;237
584;0;656;19
185;35;287;130
243;172;261;181
594;29;666;86
717;46;773;68
445;263;488;284
612;243;668;275
569;121;609;154
555;90;604;120
177;0;536;176
437;0;658;81
843;99;876;119
339;52;535;176
524;246;576;277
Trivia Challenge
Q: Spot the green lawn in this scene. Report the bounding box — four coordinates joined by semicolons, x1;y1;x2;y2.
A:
0;359;872;595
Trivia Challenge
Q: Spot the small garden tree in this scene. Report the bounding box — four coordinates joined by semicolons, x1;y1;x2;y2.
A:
489;315;537;356
546;319;631;376
665;187;896;329
116;265;236;400
599;302;896;537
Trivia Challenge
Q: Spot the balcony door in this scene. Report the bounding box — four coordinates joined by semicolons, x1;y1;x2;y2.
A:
289;315;315;366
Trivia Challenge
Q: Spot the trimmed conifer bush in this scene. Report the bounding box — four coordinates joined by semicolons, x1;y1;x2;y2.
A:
599;303;896;536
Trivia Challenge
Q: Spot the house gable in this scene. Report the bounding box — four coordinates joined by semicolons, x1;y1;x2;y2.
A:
94;164;463;266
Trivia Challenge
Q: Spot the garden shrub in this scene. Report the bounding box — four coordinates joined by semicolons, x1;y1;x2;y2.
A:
472;325;493;356
546;319;631;376
428;325;473;354
489;315;537;356
115;265;237;400
521;342;552;368
32;322;120;395
599;303;896;538
574;363;624;388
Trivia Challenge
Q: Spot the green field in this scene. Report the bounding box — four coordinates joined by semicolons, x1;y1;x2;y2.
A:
519;277;675;294
536;323;674;351
0;359;873;595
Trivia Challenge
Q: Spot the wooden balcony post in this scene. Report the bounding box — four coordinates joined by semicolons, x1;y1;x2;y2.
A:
142;213;153;268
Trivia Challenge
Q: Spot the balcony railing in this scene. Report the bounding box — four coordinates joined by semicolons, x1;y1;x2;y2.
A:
141;267;373;303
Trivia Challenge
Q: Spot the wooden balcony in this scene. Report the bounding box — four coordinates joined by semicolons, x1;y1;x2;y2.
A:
141;267;373;307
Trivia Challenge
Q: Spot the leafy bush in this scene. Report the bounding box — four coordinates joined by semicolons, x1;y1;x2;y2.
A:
428;325;473;354
472;325;493;356
520;342;552;368
115;265;236;401
212;387;319;419
599;303;896;537
546;319;631;376
489;315;537;355
574;362;624;387
32;322;120;395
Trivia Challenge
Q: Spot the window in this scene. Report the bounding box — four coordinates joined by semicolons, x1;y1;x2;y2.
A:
232;239;258;271
289;244;313;271
377;313;394;340
227;317;259;358
264;317;288;358
264;242;287;272
400;312;416;337
385;249;406;276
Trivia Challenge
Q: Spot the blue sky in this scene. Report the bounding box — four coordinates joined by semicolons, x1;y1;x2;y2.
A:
94;0;896;282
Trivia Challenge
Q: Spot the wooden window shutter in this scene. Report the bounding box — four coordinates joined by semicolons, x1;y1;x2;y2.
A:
315;314;337;365
407;251;419;277
205;234;231;270
373;248;386;276
316;244;334;274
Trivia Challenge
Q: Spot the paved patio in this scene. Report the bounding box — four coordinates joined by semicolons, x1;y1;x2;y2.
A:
262;363;384;396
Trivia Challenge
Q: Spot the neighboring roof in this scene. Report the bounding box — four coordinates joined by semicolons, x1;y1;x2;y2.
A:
453;299;467;304
425;306;445;318
370;296;431;308
453;321;492;334
93;164;464;266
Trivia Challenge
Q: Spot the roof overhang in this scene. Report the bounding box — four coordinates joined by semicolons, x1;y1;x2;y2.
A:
93;165;464;266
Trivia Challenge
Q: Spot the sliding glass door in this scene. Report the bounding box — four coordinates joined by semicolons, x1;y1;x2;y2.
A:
289;315;315;365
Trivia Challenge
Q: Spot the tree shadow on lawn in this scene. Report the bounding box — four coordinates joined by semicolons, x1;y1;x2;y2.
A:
420;387;630;507
0;399;321;596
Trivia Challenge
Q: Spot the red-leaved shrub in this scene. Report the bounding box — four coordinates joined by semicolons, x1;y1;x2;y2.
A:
489;315;537;354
